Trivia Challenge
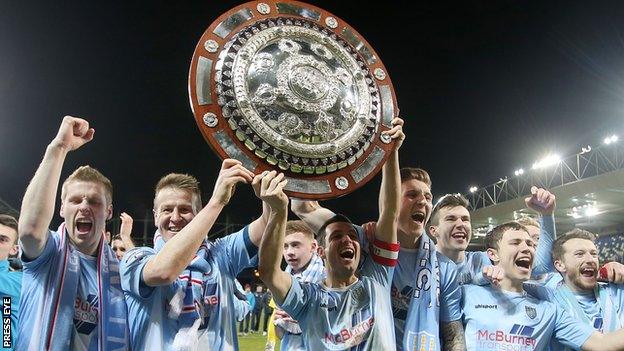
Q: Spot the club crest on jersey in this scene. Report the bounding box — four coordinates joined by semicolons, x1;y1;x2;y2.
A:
525;305;537;319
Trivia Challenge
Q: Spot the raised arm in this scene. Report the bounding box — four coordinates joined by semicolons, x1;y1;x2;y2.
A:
118;212;135;251
290;199;335;234
256;171;292;304
19;116;94;259
247;196;271;247
374;117;404;244
525;186;556;275
142;159;253;286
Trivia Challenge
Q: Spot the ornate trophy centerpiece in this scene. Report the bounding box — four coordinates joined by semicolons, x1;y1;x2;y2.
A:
189;0;398;199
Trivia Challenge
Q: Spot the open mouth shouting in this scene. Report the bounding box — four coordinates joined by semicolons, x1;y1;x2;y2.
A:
451;231;467;242
339;247;356;262
75;218;93;235
579;265;597;279
411;211;426;225
514;255;533;274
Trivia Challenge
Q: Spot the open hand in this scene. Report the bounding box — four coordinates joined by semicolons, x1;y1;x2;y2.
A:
212;159;254;206
254;171;288;211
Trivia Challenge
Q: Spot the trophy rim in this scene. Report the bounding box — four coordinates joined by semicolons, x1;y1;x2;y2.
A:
188;0;399;200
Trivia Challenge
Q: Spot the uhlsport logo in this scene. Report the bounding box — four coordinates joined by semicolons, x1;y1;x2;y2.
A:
477;324;536;350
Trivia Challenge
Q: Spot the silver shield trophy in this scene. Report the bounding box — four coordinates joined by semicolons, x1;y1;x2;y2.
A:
189;0;399;200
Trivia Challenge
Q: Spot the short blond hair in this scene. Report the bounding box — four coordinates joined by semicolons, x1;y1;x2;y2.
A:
61;166;113;205
286;220;314;240
516;216;540;229
154;173;202;212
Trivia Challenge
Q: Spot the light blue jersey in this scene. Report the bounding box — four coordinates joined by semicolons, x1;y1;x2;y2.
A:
524;281;624;351
462;284;594;351
279;254;395;350
0;259;22;351
72;252;100;351
456;251;490;285
19;230;115;351
460;216;557;286
280;254;325;351
358;229;461;350
120;226;257;351
392;248;462;347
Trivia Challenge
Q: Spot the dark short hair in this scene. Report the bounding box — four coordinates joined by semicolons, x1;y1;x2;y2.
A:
485;222;529;251
552;228;597;263
0;214;18;244
0;214;18;231
430;193;469;225
317;214;355;247
400;167;432;188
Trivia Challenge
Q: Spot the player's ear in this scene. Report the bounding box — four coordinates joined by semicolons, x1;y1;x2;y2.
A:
554;259;566;274
428;225;438;239
486;248;500;264
317;245;325;259
310;239;318;252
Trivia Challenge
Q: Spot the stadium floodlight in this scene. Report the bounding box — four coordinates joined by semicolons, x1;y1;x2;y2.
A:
604;135;619;145
514;168;524;176
531;154;561;170
469;186;478;193
585;206;599;217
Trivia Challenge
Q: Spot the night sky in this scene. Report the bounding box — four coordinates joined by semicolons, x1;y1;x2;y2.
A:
2;1;624;239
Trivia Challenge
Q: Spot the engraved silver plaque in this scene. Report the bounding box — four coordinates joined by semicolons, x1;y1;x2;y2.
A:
189;0;398;199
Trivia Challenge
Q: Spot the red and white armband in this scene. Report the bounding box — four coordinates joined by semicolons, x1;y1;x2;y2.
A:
370;239;400;266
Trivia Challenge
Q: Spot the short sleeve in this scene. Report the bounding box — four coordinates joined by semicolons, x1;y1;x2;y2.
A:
214;225;257;276
553;304;594;348
360;253;393;287
358;226;394;287
120;247;158;299
439;255;462;322
20;230;61;273
356;223;371;254
278;278;316;324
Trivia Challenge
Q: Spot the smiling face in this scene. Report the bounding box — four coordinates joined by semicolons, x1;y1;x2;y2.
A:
398;179;433;239
320;222;360;280
488;228;535;284
555;238;599;292
430;205;472;253
60;180;112;255
283;231;317;273
153;187;198;242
